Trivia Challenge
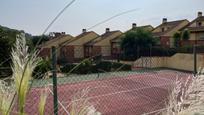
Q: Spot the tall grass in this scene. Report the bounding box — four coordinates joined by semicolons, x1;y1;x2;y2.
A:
11;33;41;114
0;33;49;115
161;70;204;115
0;80;15;115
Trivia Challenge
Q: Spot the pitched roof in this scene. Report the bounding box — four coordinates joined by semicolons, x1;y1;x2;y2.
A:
39;34;73;48
85;31;120;46
64;31;99;46
152;19;188;36
180;16;204;31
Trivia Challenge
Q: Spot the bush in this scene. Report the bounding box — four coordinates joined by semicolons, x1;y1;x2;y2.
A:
60;60;131;74
151;47;177;56
94;61;112;72
60;63;75;73
61;59;93;74
33;59;51;79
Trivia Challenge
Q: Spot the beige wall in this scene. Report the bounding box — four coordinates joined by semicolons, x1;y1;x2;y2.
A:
74;46;84;58
101;46;111;57
133;53;204;71
190;33;197;40
189;20;204;27
189;32;204;40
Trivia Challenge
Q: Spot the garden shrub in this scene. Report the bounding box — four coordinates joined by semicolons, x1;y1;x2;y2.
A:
151;47;177;56
60;63;75;73
60;60;131;75
61;59;93;74
33;59;51;79
94;61;112;72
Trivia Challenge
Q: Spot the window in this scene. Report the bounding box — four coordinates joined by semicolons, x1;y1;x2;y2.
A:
197;22;202;27
162;27;165;32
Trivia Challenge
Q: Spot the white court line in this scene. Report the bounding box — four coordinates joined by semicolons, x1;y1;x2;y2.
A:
61;82;175;105
61;82;174;108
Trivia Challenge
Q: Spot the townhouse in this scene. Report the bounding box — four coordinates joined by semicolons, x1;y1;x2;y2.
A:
152;18;189;48
39;32;74;59
180;12;204;46
110;23;154;58
84;28;122;59
60;29;99;62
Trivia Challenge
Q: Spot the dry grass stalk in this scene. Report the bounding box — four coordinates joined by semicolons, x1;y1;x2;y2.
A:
68;88;101;115
162;69;204;115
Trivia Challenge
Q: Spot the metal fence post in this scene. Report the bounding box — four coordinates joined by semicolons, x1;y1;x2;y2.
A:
52;46;58;115
193;45;197;76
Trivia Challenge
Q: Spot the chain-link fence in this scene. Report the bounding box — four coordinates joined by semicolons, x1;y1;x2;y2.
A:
2;43;203;115
18;44;199;115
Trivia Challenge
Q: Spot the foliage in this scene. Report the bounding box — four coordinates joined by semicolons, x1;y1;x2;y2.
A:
173;32;181;48
11;34;41;114
32;35;50;46
0;25;33;78
61;61;131;74
121;28;157;60
33;59;51;79
61;59;93;74
151;47;177;56
182;30;190;40
95;61;112;72
0;33;48;115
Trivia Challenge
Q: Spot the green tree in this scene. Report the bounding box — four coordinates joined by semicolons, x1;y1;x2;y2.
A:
121;28;157;60
182;30;190;40
0;25;33;77
173;32;181;48
32;35;50;46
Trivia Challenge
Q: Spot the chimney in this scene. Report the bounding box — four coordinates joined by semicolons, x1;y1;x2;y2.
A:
61;32;65;35
54;32;61;38
106;28;110;33
82;29;87;33
198;12;202;17
162;18;167;23
132;23;137;28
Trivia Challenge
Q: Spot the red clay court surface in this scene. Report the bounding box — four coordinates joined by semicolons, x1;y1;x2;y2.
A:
24;70;192;115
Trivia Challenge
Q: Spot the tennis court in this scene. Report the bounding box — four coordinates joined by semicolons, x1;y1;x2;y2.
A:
25;69;191;115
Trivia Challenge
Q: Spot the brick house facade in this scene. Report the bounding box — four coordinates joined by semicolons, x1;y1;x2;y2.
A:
38;33;74;60
152;18;189;48
180;12;204;46
84;28;122;59
60;30;99;62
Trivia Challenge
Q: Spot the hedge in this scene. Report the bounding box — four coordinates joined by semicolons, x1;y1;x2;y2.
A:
60;61;131;74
